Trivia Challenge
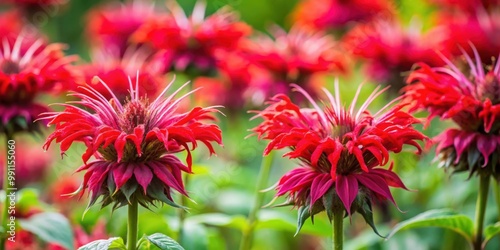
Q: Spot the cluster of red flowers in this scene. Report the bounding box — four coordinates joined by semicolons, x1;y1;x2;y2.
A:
291;0;500;93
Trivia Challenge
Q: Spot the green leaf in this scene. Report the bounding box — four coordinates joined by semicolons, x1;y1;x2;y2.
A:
147;233;185;250
483;222;500;246
78;237;126;250
19;212;74;250
356;198;384;238
295;205;311;236
387;209;474;242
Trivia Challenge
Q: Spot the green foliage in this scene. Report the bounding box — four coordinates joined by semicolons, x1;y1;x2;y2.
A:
387;209;474;243
19;212;75;250
78;237;126;250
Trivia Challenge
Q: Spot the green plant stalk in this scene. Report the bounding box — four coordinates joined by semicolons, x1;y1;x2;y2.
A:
473;175;490;250
177;174;190;241
239;151;274;250
494;178;500;244
332;211;344;250
0;133;14;250
127;199;139;250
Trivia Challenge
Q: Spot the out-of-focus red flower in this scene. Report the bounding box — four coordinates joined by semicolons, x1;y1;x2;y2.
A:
0;33;77;134
193;51;266;111
86;0;159;55
427;0;500;14
77;47;164;102
292;0;395;31
1;0;66;6
133;1;251;75
41;76;223;209
50;175;82;203
404;47;500;177
252;83;425;233
344;19;446;91
434;11;500;62
0;140;52;188
242;26;347;102
0;10;24;40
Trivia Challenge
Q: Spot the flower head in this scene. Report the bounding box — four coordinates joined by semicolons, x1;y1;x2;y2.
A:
435;10;500;62
86;0;159;55
0;33;77;134
0;140;52;188
252;82;425;233
243;25;347;102
41;76;223;209
404;46;500;177
343;19;446;91
132;1;251;74
292;0;395;31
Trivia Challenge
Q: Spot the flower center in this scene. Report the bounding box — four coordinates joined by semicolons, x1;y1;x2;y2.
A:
0;60;21;74
478;73;500;104
120;99;148;133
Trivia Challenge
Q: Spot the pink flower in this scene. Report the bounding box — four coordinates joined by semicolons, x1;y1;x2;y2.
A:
86;0;159;55
242;25;347;102
0;33;77;134
434;10;500;62
77;47;164;102
0;140;52;188
404;46;500;177
41;76;223;209
343;19;446;91
292;0;395;31
132;1;251;74
252;82;425;233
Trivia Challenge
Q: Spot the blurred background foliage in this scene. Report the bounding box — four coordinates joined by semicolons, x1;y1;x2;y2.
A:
1;0;499;249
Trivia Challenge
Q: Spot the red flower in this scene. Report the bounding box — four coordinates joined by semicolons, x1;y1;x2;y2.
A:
404;47;500;177
252;83;425;232
434;10;500;62
0;33;77;133
292;0;395;31
1;0;66;7
428;0;498;14
243;26;347;102
41;76;223;209
78;47;164;102
0;140;53;188
132;1;251;74
343;19;446;91
0;10;24;40
86;0;159;55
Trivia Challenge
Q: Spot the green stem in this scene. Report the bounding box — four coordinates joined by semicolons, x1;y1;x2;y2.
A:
494;178;500;245
493;178;500;223
177;174;189;242
1;133;14;250
332;211;344;250
473;175;490;250
239;152;275;250
127;199;139;250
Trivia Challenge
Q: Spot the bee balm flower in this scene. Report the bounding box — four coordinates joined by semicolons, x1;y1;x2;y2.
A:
404;47;500;177
252;83;425;233
41;76;223;209
0;34;76;134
